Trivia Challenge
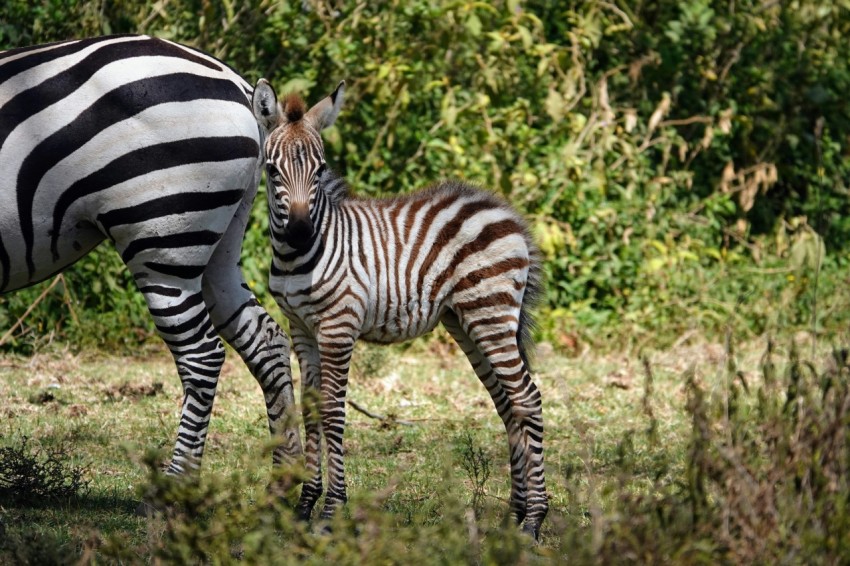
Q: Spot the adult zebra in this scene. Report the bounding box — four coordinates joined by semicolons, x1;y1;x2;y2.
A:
252;80;549;539
0;35;302;486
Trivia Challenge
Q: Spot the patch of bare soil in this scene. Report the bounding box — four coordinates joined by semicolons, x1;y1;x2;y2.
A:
104;382;163;402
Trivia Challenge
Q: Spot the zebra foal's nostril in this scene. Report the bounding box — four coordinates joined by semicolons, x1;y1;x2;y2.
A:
287;216;313;240
285;204;314;248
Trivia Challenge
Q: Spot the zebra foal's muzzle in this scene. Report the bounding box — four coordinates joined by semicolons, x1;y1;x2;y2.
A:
284;203;314;249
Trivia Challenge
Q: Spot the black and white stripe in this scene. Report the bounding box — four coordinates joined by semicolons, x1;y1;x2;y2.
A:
1;35;302;481
253;80;549;538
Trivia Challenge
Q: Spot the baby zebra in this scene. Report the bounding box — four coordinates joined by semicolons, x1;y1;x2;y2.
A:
252;80;549;539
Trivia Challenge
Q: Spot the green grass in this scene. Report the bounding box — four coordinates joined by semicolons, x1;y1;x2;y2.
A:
1;332;849;563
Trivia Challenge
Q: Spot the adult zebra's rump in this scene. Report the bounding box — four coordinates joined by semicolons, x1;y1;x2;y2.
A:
254;80;549;539
0;35;301;488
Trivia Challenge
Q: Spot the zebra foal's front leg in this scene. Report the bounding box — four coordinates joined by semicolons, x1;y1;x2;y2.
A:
316;335;356;524
291;327;325;520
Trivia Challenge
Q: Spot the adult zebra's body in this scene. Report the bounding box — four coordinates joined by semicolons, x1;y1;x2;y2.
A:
253;80;549;538
1;35;301;481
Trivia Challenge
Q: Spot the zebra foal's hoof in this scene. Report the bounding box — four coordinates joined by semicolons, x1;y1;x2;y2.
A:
296;509;313;522
134;499;162;518
521;521;541;543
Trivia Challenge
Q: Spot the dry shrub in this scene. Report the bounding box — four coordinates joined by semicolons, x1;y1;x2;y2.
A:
586;340;850;564
0;436;90;504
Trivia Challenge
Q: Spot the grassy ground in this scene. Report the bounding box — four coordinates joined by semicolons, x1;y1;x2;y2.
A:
1;330;848;563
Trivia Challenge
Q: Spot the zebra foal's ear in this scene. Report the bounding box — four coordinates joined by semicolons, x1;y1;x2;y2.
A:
305;80;345;131
253;79;281;131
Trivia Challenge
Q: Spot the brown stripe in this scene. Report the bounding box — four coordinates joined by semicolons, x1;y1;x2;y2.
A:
390;201;404;329
454;292;521;313
375;207;393;327
363;206;382;328
403;194;458;312
349;208;369;292
429;219;525;303
445;257;529;299
415;198;497;295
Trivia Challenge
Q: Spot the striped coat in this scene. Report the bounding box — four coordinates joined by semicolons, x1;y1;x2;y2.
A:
253;80;549;538
0;35;301;491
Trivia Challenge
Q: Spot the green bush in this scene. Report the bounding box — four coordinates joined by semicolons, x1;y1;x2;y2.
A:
1;0;848;351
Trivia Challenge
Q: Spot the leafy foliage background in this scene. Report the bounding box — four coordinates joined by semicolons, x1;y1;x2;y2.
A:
1;0;848;352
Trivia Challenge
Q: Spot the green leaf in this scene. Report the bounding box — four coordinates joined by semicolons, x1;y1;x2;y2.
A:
465;13;482;37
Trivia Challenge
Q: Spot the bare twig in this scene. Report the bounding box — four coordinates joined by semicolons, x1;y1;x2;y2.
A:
62;277;79;326
0;274;64;347
598;1;634;29
811;116;825;358
139;0;171;30
348;399;415;426
718;42;744;84
659;116;712;128
672;329;699;350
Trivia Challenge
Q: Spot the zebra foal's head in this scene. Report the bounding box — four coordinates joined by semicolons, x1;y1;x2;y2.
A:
253;79;345;250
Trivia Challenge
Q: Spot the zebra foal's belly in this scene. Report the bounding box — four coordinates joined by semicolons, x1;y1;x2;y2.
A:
358;298;444;343
271;268;445;342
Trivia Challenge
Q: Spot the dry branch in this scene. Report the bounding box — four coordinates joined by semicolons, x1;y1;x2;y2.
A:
348;399;416;426
0;274;64;348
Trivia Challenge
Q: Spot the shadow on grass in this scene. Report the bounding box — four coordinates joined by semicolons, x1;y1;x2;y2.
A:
0;491;140;514
0;490;146;566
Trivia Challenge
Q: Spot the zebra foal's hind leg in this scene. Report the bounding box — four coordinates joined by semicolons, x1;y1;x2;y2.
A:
440;311;529;525
450;306;549;540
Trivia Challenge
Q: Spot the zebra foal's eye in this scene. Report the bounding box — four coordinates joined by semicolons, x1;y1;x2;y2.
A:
267;167;283;184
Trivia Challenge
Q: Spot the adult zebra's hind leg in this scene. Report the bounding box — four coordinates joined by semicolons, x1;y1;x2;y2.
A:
135;273;225;476
447;307;549;540
440;311;529;525
202;275;302;473
202;196;302;475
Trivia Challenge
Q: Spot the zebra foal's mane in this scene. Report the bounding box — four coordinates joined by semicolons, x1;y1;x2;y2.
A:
318;167;351;206
281;92;306;123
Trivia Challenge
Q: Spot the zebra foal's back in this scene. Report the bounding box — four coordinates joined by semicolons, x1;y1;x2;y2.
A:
0;36;301;497
328;181;541;347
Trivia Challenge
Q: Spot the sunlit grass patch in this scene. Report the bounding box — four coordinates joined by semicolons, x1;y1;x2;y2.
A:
2;333;850;563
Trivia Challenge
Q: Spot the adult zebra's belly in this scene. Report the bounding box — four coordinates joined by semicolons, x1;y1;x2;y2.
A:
0;210;104;293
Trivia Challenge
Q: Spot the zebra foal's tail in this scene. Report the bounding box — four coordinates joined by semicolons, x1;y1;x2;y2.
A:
517;237;543;372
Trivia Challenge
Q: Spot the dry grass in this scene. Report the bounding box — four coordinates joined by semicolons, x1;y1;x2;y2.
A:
1;332;849;563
